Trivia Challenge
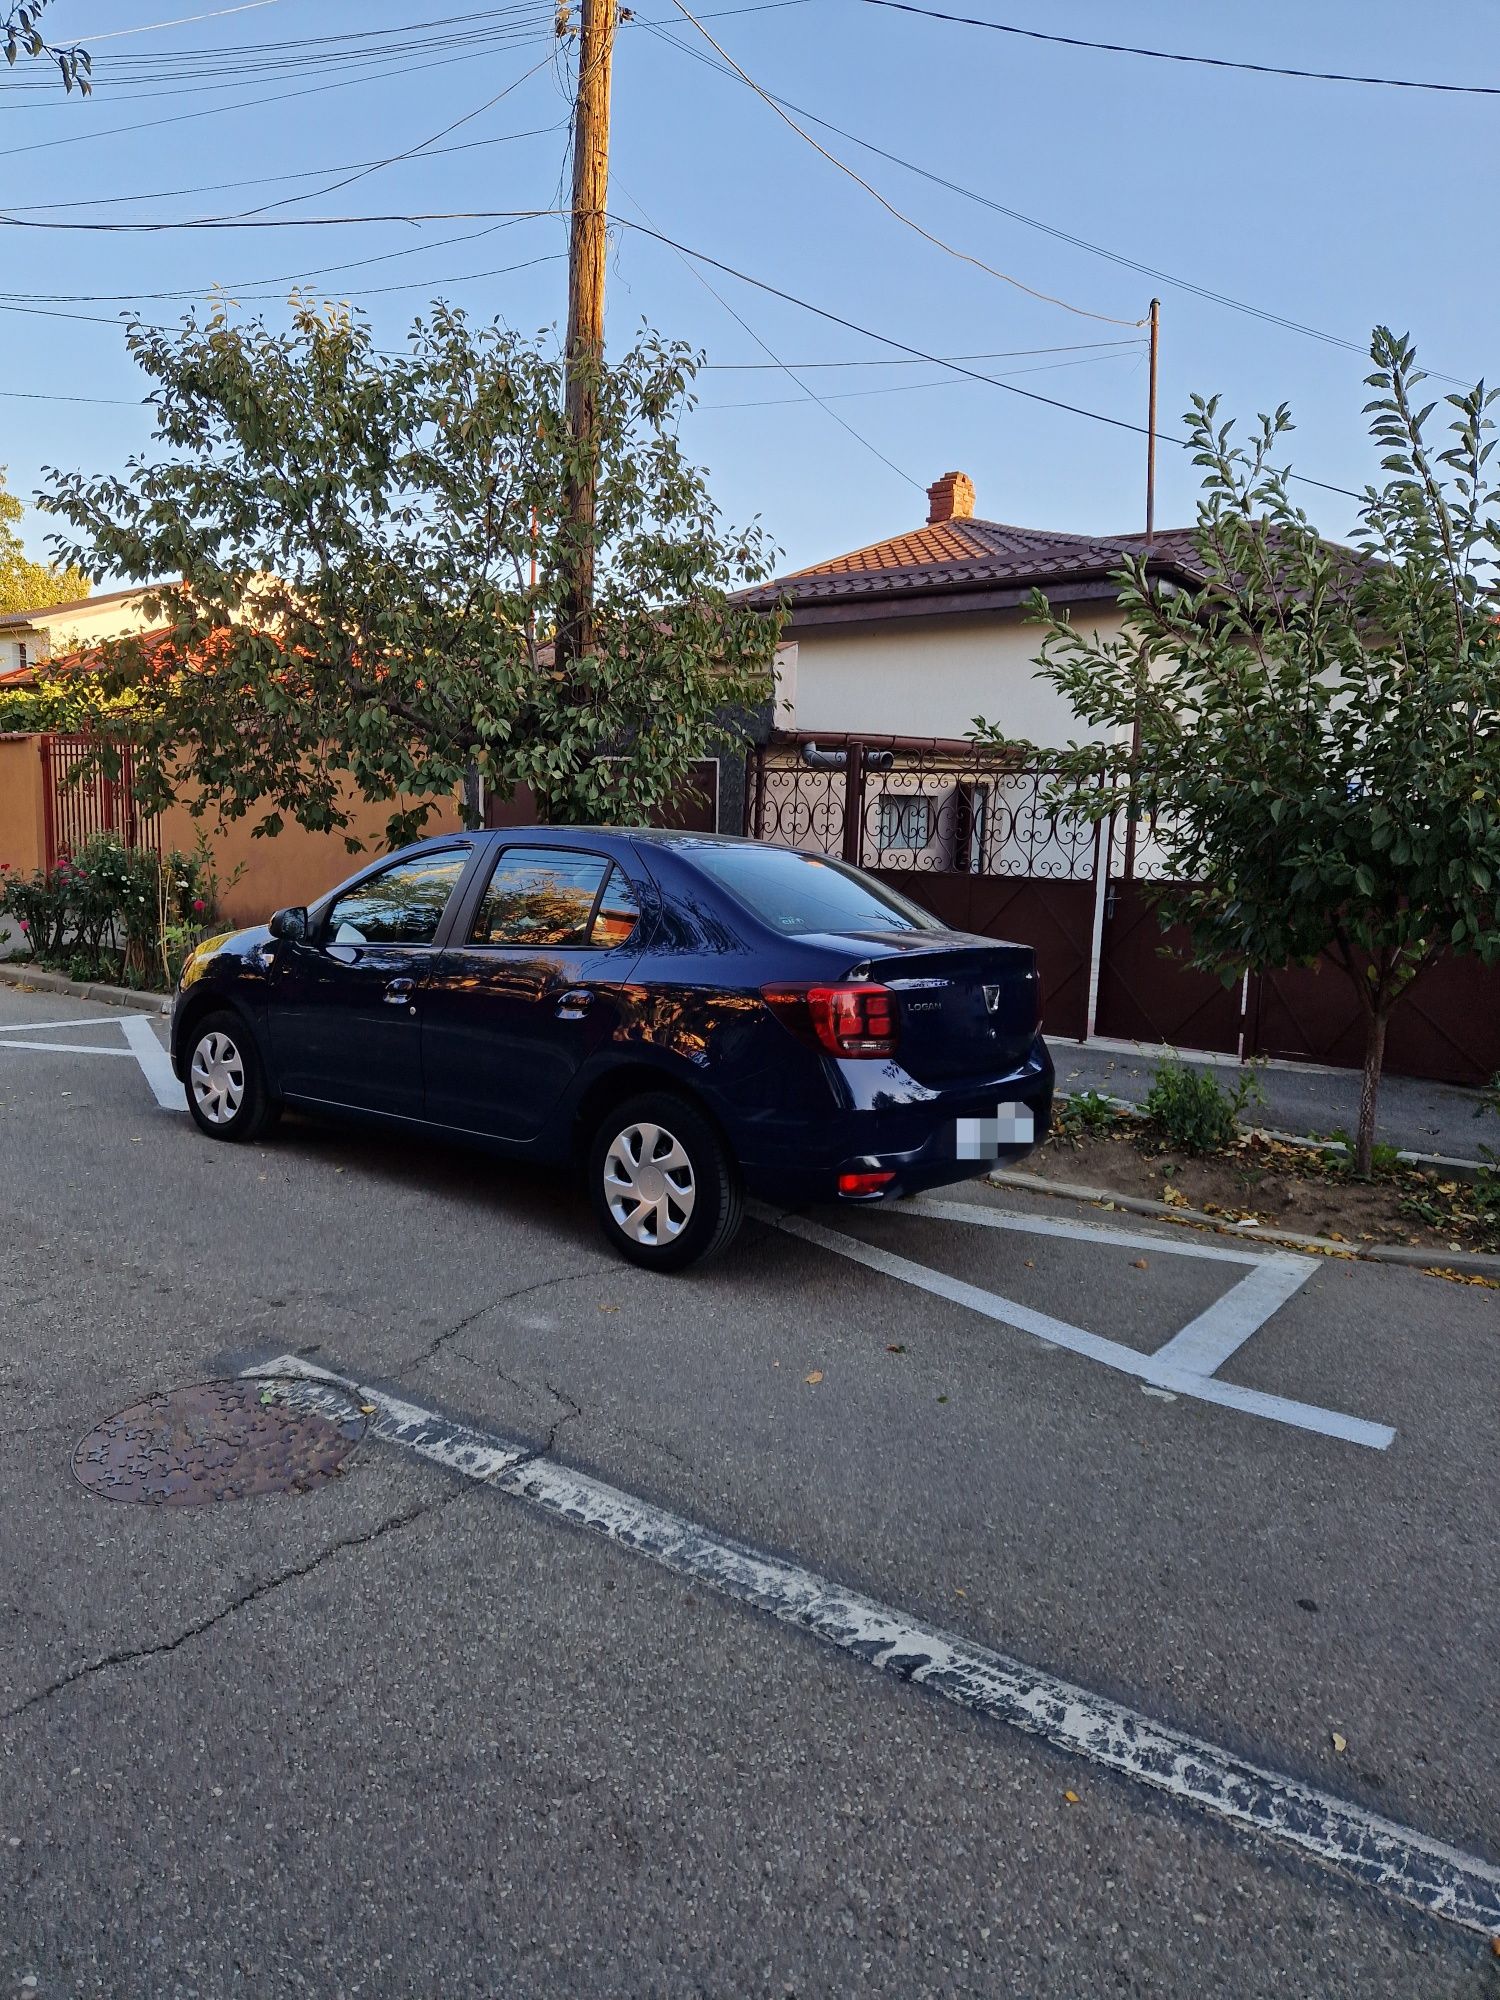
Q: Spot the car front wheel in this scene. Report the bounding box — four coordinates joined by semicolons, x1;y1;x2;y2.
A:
185;1011;280;1143
588;1092;744;1272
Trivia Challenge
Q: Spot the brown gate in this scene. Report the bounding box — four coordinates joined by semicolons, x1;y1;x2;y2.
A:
745;735;1096;1040
1092;879;1243;1054
40;733;158;870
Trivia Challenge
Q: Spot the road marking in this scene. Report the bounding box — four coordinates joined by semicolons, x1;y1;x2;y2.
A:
769;1210;1392;1450
0;1038;134;1056
0;1009;185;1111
120;1013;184;1112
1150;1255;1316;1375
0;1015;136;1036
248;1354;1498;1939
908;1195;1278;1266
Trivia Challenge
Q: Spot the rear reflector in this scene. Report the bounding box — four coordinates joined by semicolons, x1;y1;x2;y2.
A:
837;1169;896;1198
761;982;899;1058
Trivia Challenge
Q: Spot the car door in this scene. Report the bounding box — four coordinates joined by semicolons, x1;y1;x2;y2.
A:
422;842;646;1142
269;845;471;1117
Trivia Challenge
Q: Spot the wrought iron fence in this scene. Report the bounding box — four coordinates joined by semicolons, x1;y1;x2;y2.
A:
40;733;158;872
745;734;1101;879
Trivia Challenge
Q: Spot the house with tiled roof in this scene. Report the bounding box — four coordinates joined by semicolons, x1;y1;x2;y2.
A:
0;584;170;687
739;470;1206;747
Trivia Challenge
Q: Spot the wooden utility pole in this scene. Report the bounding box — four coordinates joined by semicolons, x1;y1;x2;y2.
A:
558;0;618;673
1144;296;1160;547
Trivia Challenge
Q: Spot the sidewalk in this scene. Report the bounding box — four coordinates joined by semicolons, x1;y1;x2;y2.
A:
1057;1039;1495;1164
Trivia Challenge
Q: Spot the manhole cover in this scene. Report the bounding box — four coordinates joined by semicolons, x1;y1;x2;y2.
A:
72;1379;366;1506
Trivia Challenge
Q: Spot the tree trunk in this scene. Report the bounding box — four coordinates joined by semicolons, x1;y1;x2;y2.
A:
1354;1006;1388;1177
461;760;484;832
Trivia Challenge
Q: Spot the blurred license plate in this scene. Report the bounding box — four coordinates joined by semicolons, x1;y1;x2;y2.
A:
955;1104;1035;1159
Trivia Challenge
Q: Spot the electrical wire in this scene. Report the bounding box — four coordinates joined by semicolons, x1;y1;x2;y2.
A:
857;0;1500;97
616;179;922;491
703;338;1145;370
230;49;559;216
703;346;1143;408
644;20;1474;386
663;0;1141;327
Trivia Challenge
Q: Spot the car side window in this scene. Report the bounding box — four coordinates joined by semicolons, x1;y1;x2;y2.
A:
324;850;468;947
591;866;641;947
470;847;611;947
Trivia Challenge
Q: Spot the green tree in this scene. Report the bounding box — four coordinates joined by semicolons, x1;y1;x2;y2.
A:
40;298;780;844
972;328;1500;1175
0;467;89;613
5;3;90;93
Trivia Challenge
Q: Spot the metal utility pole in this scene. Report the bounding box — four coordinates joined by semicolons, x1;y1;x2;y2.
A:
1144;296;1160;547
558;0;618;673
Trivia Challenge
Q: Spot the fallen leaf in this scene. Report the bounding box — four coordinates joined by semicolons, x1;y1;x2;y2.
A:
936;1394;949;1404
1063;1790;1080;1805
597;1303;619;1314
886;1343;906;1354
359;1404;376;1415
954;1587;966;1597
803;1370;823;1385
1131;1258;1148;1270
1023;1258;1036;1269
1331;1731;1347;1754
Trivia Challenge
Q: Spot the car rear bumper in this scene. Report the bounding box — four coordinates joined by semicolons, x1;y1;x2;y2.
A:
736;1034;1054;1206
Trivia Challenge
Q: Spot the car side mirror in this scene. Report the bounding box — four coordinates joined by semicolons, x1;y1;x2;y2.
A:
268;906;309;943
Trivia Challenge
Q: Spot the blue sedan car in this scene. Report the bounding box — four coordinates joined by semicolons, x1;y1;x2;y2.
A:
171;829;1053;1270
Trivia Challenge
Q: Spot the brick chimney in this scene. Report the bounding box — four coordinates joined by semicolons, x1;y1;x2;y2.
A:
926;470;975;526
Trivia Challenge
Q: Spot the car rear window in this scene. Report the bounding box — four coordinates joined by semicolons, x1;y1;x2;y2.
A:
693;846;941;935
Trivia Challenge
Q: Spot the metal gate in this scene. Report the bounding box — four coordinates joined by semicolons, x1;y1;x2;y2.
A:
744;734;1500;1085
40;733;158;871
744;734;1097;1041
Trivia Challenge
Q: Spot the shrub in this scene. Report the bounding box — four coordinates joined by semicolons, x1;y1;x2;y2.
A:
0;834;225;990
1053;1089;1121;1145
1142;1061;1262;1156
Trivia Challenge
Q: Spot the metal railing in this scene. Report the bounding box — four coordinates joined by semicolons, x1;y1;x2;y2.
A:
745;734;1100;880
40;733;158;871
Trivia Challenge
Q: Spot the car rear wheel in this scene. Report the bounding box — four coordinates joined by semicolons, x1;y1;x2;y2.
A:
588;1092;744;1272
185;1011;280;1143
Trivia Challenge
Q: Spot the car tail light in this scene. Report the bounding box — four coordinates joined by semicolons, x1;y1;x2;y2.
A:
761;982;899;1058
838;1168;896;1197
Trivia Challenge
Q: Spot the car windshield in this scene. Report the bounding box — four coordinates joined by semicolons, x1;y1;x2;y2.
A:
694;845;942;935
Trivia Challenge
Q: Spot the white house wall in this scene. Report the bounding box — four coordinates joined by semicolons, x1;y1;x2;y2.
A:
786;606;1129;750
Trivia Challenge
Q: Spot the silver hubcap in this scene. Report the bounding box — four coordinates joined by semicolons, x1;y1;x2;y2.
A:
191;1030;246;1126
604;1121;696;1246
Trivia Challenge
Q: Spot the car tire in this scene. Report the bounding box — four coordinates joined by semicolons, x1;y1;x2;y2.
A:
589;1091;744;1272
184;1010;281;1143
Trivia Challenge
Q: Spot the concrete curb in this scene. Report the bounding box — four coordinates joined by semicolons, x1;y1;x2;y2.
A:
987;1167;1500;1279
1060;1089;1487;1176
0;960;171;1017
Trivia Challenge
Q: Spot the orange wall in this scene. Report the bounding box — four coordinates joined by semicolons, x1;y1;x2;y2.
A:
158;787;466;927
0;735;47;877
0;732;465;923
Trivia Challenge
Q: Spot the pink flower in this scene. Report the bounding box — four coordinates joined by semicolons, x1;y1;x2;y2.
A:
18;920;29;932
192;898;206;914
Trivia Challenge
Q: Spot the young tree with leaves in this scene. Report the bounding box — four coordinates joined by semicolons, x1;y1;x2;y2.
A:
41;299;779;847
972;328;1500;1175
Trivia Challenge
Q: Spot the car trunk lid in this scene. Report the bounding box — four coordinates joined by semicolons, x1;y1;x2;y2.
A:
852;936;1040;1080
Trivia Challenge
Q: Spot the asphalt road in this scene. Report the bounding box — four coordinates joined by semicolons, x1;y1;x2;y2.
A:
1;984;1497;1999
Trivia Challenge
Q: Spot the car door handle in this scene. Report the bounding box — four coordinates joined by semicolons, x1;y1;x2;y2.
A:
556;986;593;1019
384;978;415;1007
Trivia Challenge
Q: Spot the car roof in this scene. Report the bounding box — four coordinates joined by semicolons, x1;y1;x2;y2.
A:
483;826;760;850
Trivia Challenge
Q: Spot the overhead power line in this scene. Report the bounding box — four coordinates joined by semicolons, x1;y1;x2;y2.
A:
644;21;1473;386
857;0;1500;96
703;338;1145;369
663;0;1141;327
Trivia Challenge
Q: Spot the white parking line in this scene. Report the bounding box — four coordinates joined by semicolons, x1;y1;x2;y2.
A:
0;1009;184;1111
247;1354;1500;1939
1151;1256;1316;1376
767;1209;1390;1450
119;1014;185;1112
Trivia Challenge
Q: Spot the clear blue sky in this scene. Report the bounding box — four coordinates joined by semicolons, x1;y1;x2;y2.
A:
2;0;1496;584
